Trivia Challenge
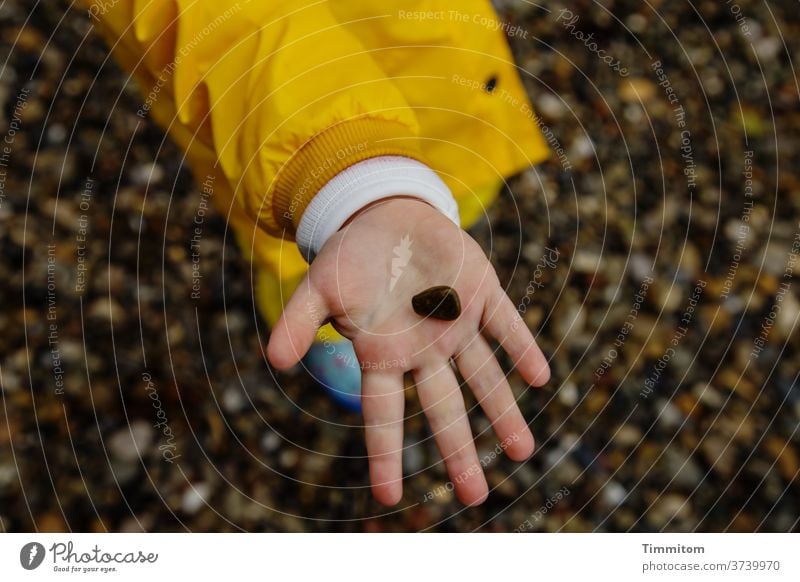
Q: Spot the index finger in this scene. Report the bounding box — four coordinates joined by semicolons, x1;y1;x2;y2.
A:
482;286;550;386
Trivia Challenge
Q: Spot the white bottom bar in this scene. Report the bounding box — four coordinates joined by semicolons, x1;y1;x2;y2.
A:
1;533;797;580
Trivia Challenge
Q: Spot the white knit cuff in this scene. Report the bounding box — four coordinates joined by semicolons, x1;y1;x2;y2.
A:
296;156;460;262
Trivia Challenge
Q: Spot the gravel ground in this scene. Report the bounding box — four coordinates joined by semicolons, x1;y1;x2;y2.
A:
0;1;798;532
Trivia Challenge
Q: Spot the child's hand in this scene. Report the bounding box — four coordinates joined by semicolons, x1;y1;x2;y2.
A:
267;198;550;506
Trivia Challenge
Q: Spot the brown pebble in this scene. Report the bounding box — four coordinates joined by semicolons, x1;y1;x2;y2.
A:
412;286;461;321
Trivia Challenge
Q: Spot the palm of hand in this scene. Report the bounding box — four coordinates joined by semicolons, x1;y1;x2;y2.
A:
267;198;550;506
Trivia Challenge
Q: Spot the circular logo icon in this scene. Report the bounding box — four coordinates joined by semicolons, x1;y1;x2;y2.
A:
20;542;46;570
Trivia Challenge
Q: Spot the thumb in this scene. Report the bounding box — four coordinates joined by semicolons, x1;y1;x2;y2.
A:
266;275;330;370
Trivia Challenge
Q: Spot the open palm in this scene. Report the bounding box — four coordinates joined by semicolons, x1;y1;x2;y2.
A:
267;198;550;506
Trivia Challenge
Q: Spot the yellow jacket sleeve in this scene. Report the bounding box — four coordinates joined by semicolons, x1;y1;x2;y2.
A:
85;0;426;239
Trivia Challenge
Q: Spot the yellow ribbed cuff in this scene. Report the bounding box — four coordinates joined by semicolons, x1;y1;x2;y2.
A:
261;117;425;238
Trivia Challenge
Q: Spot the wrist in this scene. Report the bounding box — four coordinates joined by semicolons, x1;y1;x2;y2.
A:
342;194;434;227
295;156;460;262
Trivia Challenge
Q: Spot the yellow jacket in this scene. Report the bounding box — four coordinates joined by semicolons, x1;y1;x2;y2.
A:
85;0;548;280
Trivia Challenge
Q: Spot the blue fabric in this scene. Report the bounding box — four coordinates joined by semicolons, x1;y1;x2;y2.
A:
304;339;362;412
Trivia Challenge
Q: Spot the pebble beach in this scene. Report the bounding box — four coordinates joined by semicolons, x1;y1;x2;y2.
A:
0;0;798;532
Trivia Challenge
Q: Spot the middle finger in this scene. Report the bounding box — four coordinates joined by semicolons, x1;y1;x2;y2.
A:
413;362;488;505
